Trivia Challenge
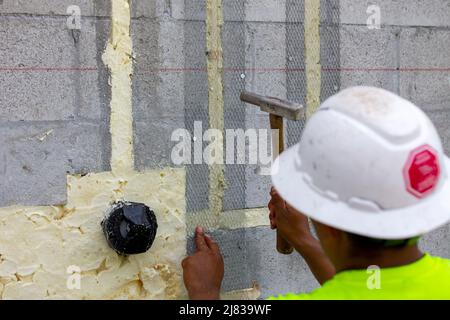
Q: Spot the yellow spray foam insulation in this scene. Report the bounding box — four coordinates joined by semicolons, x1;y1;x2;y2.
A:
206;0;226;223
0;0;188;299
188;208;270;232
305;0;322;118
102;0;134;173
0;0;272;300
0;169;187;299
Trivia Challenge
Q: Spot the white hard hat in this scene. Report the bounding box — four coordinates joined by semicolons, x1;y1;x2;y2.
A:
272;86;450;239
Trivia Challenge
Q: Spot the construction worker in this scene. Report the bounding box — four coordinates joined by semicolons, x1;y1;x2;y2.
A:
182;86;450;300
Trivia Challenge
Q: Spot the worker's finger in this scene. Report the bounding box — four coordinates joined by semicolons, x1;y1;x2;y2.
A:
273;199;287;213
272;192;284;204
195;226;209;251
270;186;278;197
268;199;277;213
204;234;221;254
270;189;285;206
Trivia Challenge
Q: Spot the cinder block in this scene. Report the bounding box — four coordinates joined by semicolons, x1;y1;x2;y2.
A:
223;21;246;211
0;122;107;207
168;0;186;20
0;0;182;19
131;19;161;123
321;0;339;24
340;0;450;27
81;18;111;121
246;227;319;298
131;0;160;18
0;16;105;121
131;0;184;19
187;227;319;297
321;24;341;101
286;8;306;148
245;0;286;22
223;0;245;22
181;0;293;22
421;224;450;258
340;25;399;92
131;19;185;170
341;71;399;93
399;28;450;112
242;22;286;209
182;20;209;213
427;110;450;155
286;0;304;23
134;117;185;169
183;0;206;21
340;25;398;69
0;0;110;17
186;164;210;213
244;115;272;209
245;23;287;102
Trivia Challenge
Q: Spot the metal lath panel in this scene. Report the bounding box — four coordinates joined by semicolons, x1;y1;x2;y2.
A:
222;0;247;211
286;0;307;148
184;0;209;213
184;0;341;213
321;0;341;102
181;0;341;294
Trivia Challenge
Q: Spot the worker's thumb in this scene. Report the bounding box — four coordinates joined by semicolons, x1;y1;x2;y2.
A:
270;189;286;209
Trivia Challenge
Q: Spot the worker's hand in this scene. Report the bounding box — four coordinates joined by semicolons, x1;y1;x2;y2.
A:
268;187;336;284
268;187;314;246
182;226;224;300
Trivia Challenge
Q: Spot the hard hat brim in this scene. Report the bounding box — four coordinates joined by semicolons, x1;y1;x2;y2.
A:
271;145;450;239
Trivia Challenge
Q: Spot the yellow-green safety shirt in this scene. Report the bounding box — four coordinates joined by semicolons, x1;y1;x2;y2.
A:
269;254;450;300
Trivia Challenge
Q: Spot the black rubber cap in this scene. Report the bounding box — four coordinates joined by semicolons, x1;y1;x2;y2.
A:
101;201;158;255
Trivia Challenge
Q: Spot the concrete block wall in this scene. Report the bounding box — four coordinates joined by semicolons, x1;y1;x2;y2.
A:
0;1;111;206
0;0;449;299
339;0;450;154
129;2;316;295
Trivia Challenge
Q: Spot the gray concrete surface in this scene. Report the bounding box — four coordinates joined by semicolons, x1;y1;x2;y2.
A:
187;227;319;299
1;0;449;298
0;4;111;206
0;122;106;206
340;0;450;27
132;18;185;169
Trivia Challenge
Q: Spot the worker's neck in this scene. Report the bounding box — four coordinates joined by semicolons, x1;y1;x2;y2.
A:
337;245;423;272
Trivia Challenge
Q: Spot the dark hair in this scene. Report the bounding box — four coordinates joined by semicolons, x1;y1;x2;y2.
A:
346;232;420;249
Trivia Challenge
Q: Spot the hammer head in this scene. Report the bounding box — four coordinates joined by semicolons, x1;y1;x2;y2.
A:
240;91;304;121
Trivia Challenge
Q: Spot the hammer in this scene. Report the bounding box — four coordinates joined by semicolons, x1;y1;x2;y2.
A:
240;91;304;255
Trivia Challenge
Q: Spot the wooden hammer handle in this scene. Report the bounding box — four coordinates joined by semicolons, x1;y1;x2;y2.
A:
270;114;294;255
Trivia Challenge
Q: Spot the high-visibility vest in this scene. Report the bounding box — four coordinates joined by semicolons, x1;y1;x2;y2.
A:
269;254;450;300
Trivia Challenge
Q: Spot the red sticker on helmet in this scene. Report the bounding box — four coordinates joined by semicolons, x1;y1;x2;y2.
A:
403;145;440;198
